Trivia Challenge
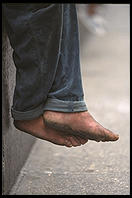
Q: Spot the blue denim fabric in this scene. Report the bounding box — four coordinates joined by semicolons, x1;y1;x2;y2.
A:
3;4;87;120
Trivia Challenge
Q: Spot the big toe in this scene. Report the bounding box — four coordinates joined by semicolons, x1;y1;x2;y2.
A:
102;128;119;142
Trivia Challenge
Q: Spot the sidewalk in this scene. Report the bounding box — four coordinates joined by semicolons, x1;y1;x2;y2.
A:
9;5;130;195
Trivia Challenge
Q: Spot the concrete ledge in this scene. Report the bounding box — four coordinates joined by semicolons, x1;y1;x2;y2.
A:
2;23;36;195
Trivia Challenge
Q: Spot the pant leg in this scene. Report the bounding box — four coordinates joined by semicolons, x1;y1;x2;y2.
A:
43;4;88;112
3;3;87;120
2;3;64;120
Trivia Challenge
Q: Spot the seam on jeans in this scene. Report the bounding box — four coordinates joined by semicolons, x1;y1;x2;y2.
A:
43;107;87;112
57;5;82;95
47;4;64;89
31;4;55;13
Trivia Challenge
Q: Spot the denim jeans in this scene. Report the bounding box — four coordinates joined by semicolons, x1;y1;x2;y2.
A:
3;4;87;120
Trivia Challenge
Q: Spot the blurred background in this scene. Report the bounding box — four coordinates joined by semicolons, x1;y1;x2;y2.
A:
9;4;130;195
77;4;130;127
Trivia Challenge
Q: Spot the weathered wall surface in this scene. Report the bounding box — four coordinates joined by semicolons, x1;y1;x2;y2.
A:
2;25;36;195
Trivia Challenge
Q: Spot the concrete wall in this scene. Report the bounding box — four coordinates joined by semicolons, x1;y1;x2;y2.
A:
2;24;36;195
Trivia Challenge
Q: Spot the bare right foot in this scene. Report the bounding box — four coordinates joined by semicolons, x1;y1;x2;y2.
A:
14;116;88;148
43;111;119;142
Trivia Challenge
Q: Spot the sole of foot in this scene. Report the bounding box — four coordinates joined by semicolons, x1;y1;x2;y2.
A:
13;116;88;148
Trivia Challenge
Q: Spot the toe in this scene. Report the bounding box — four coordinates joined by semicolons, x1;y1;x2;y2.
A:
64;139;73;147
69;136;82;147
77;137;88;145
103;128;119;142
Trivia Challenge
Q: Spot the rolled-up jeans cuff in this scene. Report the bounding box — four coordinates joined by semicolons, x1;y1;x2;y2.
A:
11;103;45;120
11;98;88;120
43;98;88;112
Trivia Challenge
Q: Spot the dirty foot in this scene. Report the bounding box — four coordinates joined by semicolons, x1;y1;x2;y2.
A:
14;116;88;148
43;111;119;142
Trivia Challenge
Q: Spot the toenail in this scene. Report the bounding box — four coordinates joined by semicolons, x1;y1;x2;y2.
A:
65;140;72;147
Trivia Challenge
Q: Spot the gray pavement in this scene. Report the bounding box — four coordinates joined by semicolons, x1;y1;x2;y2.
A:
9;5;130;195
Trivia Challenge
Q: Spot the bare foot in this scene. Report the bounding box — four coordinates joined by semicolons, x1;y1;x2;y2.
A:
13;116;88;148
43;111;119;142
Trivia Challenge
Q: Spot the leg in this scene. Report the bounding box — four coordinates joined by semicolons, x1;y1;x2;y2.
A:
2;4;88;147
3;4;63;119
43;4;119;142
